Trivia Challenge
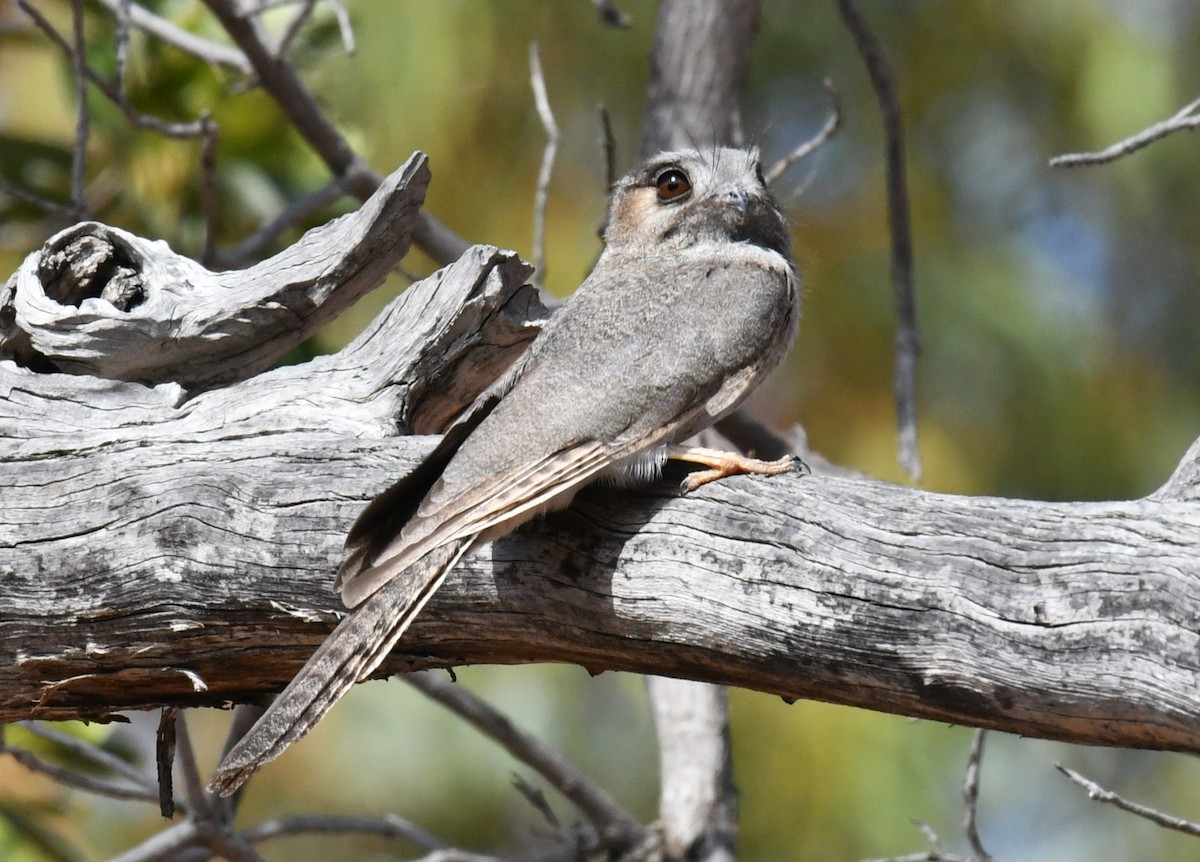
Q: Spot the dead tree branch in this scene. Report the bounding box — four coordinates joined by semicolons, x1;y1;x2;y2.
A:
200;0;469;266
764;79;842;184
91;0;253;74
1051;95;1200;168
836;0;921;481
1055;763;1200;837
0;154;428;391
529;42;559;288
961;731;995;862
1;146;1194;773
408;671;645;851
639;0;760;156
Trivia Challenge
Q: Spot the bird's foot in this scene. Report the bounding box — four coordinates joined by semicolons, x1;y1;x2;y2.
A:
667;445;800;493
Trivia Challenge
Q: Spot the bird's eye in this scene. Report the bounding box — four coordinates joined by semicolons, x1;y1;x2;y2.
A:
755;162;767;187
655;168;692;202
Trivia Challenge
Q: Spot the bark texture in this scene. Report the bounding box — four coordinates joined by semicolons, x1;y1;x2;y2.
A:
0;156;1197;761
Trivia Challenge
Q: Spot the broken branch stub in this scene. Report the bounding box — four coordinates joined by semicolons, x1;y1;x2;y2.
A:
0;152;431;393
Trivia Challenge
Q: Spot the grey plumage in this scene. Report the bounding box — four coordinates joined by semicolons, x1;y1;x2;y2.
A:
208;146;799;796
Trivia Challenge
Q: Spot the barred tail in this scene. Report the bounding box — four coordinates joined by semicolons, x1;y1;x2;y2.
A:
206;539;470;796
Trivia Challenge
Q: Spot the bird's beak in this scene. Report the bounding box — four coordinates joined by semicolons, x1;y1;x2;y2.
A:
716;188;753;215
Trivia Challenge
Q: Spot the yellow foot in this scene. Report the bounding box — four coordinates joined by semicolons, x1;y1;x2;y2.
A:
667;445;800;493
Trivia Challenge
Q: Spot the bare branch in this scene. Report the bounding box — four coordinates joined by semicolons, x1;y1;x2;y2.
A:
92;0;253;74
68;0;90;219
406;671;645;850
0;180;81;219
103;821;201;862
0;735;161;803
243;813;447;848
961;731;994;862
18;722;157;791
173;712;212;821
200;0;469;266
212;175;349;268
18;1;213;140
529;42;560;287
328;0;355;53
199;116;220;266
512;774;564;831
836;0;921;481
649;677;736;862
273;0;315;58
764;78;842;183
1055;763;1200;837
599;105;618;189
1051;95;1200;167
638;0;760;156
114;0;132;96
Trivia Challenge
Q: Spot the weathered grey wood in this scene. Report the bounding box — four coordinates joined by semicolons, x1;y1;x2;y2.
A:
649;676;737;862
0;186;1197;759
639;0;760;158
2;410;1198;753
0;235;545;718
0;153;429;393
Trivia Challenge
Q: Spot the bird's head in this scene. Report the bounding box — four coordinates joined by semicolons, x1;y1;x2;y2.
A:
604;147;791;259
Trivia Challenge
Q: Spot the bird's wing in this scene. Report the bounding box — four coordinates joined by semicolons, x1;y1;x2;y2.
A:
336;346;539;595
338;251;794;608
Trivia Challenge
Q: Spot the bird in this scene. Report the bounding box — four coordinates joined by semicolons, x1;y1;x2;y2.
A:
207;146;800;796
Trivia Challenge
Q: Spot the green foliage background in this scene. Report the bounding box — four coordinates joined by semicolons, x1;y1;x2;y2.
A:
2;2;1199;860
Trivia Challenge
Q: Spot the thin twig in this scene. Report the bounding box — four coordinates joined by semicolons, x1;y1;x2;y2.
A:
0;181;77;218
836;0;921;481
199;116;220;266
92;0;253;74
1051;95;1200;167
860;819;973;862
912;821;946;856
765;79;842;183
244;813;448;848
201;0;468;265
599;104;617;189
248;813;598;862
1055;763;1200;837
328;0;355;54
529;41;559;288
114;0;132;96
172;711;212;820
961;730;994;862
103;820;201;862
16;722;154;790
406;671;645;849
69;0;90;219
512;774;564;831
19;1;211;140
0;742;161;802
274;0;316;58
213;174;348;267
